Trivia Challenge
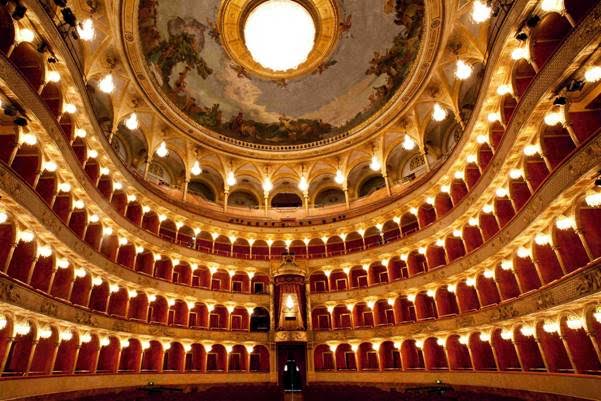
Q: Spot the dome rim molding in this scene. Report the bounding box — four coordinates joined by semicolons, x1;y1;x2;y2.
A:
118;0;446;161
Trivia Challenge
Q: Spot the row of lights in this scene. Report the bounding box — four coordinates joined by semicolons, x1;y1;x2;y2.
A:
1;314;259;354
320;307;600;352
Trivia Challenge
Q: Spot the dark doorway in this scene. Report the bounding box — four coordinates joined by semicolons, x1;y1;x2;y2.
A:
277;343;307;391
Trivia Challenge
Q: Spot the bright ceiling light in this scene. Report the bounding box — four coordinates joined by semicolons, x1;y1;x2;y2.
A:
402;134;417;151
298;175;309;192
20;133;37;146
63;103;77;114
155;141;168;157
125;113;139;130
432;103;447;122
541;0;564;13
471;0;492;23
370;155;381;171
455;59;473;80
75;128;87;138
46;71;61;83
544;110;564;126
523;144;540;156
585;192;601;207
43;161;58;172
511;46;529;61
496;84;512;96
98;74;115;94
77;19;95;41
226;171;237;186
244;0;316;71
509;168;523;179
191;160;202;176
17;28;35;43
334;169;345;184
487;112;500;122
584;66;601;83
262;177;273;193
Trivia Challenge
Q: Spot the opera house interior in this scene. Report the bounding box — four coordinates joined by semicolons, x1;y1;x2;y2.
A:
1;0;601;400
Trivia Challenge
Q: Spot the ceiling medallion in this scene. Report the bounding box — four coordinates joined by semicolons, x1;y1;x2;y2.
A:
219;0;338;80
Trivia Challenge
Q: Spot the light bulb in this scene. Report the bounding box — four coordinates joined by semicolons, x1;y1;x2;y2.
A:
37;245;53;257
517;246;531;258
226;171;237;186
501;329;513;340
77;19;95;41
75;128;87;138
432;103;447;122
509;168;523;179
584;66;601;83
298;175;309;192
555;215;574;230
370;155;381;171
17;28;35;43
500;259;513;271
471;0;492;23
534;233;550;245
58;182;72;192
191;160;202;176
496;84;512;96
543;321;559;333
520;325;535;337
455;59;473;80
523;144;540;156
487;112;500;123
402;134;416;151
511;47;529;61
46;70;61;83
476;134;489;144
125;113;139;130
57;258;70;269
43;161;58;172
19;230;35;242
155;141;168;157
262;177;273;193
63;103;77;114
334;169;345;184
20;133;37;146
566;316;583;330
495;187;508;197
98;74;115;94
585;192;601;207
88;149;98;159
541;0;564;13
544;110;564;126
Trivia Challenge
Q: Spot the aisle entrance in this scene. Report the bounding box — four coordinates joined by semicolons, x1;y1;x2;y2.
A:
277;343;307;392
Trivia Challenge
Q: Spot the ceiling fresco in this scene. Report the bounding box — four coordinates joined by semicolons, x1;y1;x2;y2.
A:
138;0;425;146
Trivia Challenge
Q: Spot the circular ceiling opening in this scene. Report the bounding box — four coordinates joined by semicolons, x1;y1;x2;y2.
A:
244;0;316;72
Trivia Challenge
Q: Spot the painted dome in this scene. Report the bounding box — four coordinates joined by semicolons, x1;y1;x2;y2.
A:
135;0;426;147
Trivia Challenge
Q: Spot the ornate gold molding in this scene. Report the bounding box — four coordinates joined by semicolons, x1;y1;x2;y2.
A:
218;0;339;80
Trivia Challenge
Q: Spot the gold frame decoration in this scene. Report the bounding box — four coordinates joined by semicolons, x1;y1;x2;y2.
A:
218;0;340;80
